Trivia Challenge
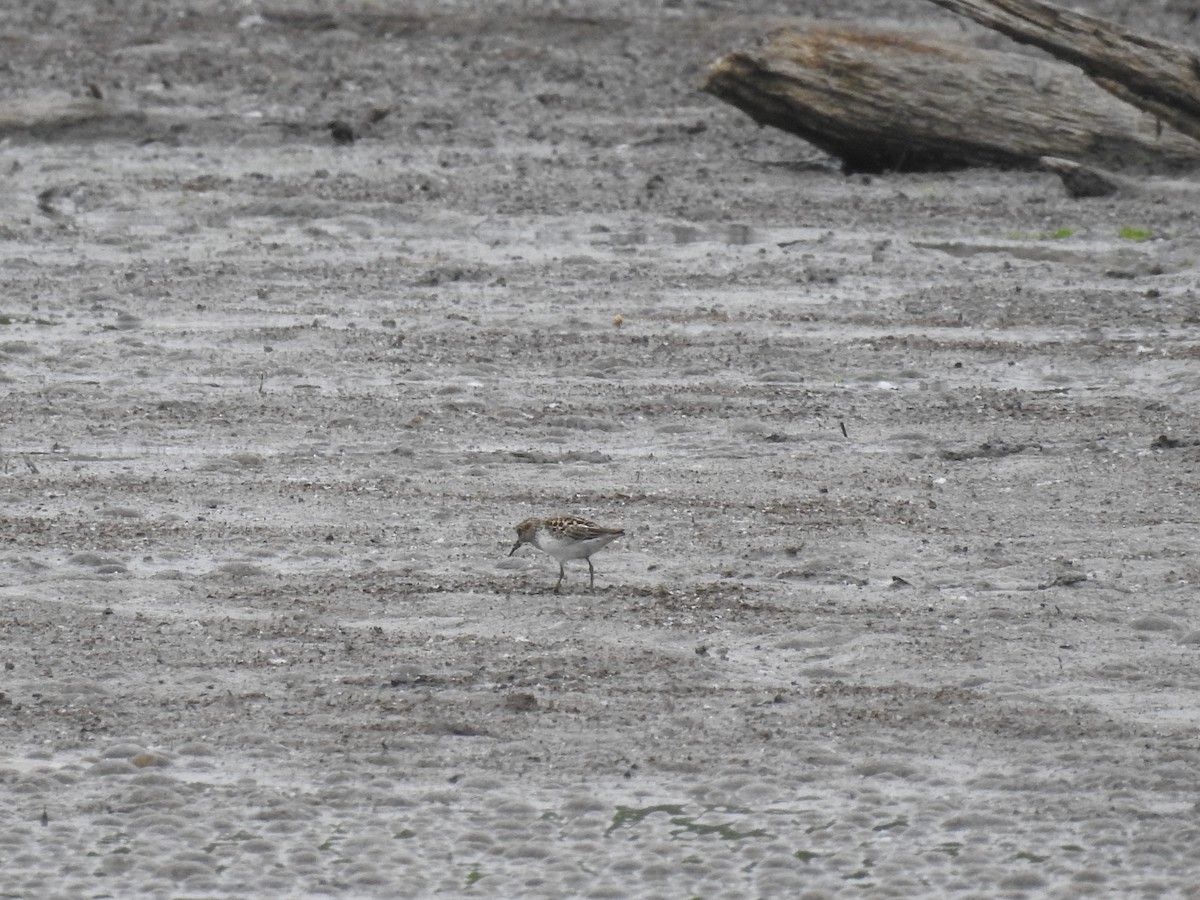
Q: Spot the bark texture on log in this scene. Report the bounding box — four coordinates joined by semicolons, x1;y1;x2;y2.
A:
702;26;1200;174
926;0;1200;143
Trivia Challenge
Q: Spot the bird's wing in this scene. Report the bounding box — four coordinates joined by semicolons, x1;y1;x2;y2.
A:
550;516;623;540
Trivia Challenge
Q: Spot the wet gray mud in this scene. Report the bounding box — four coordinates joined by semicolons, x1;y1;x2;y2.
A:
2;1;1200;897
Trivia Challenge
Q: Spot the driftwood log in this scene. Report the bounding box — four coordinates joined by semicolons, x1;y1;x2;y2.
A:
926;0;1200;144
1038;156;1127;198
703;26;1200;174
1039;155;1200;199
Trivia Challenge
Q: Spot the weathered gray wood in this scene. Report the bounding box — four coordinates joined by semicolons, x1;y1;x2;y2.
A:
702;26;1200;174
1038;156;1128;198
1040;155;1200;199
926;0;1200;143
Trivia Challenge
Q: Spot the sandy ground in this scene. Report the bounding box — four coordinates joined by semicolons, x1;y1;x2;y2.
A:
3;1;1200;897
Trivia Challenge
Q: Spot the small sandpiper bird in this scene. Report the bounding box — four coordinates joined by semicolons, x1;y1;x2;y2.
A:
509;515;625;592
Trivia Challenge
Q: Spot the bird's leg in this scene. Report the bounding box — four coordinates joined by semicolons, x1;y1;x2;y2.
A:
553;562;565;593
588;558;595;589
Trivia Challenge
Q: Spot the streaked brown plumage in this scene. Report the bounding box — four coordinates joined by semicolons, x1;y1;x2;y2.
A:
509;515;624;592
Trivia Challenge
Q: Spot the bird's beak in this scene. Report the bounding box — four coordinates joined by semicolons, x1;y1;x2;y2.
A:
508;541;521;556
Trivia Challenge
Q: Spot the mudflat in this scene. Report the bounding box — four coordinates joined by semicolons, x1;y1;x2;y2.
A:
3;1;1200;896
